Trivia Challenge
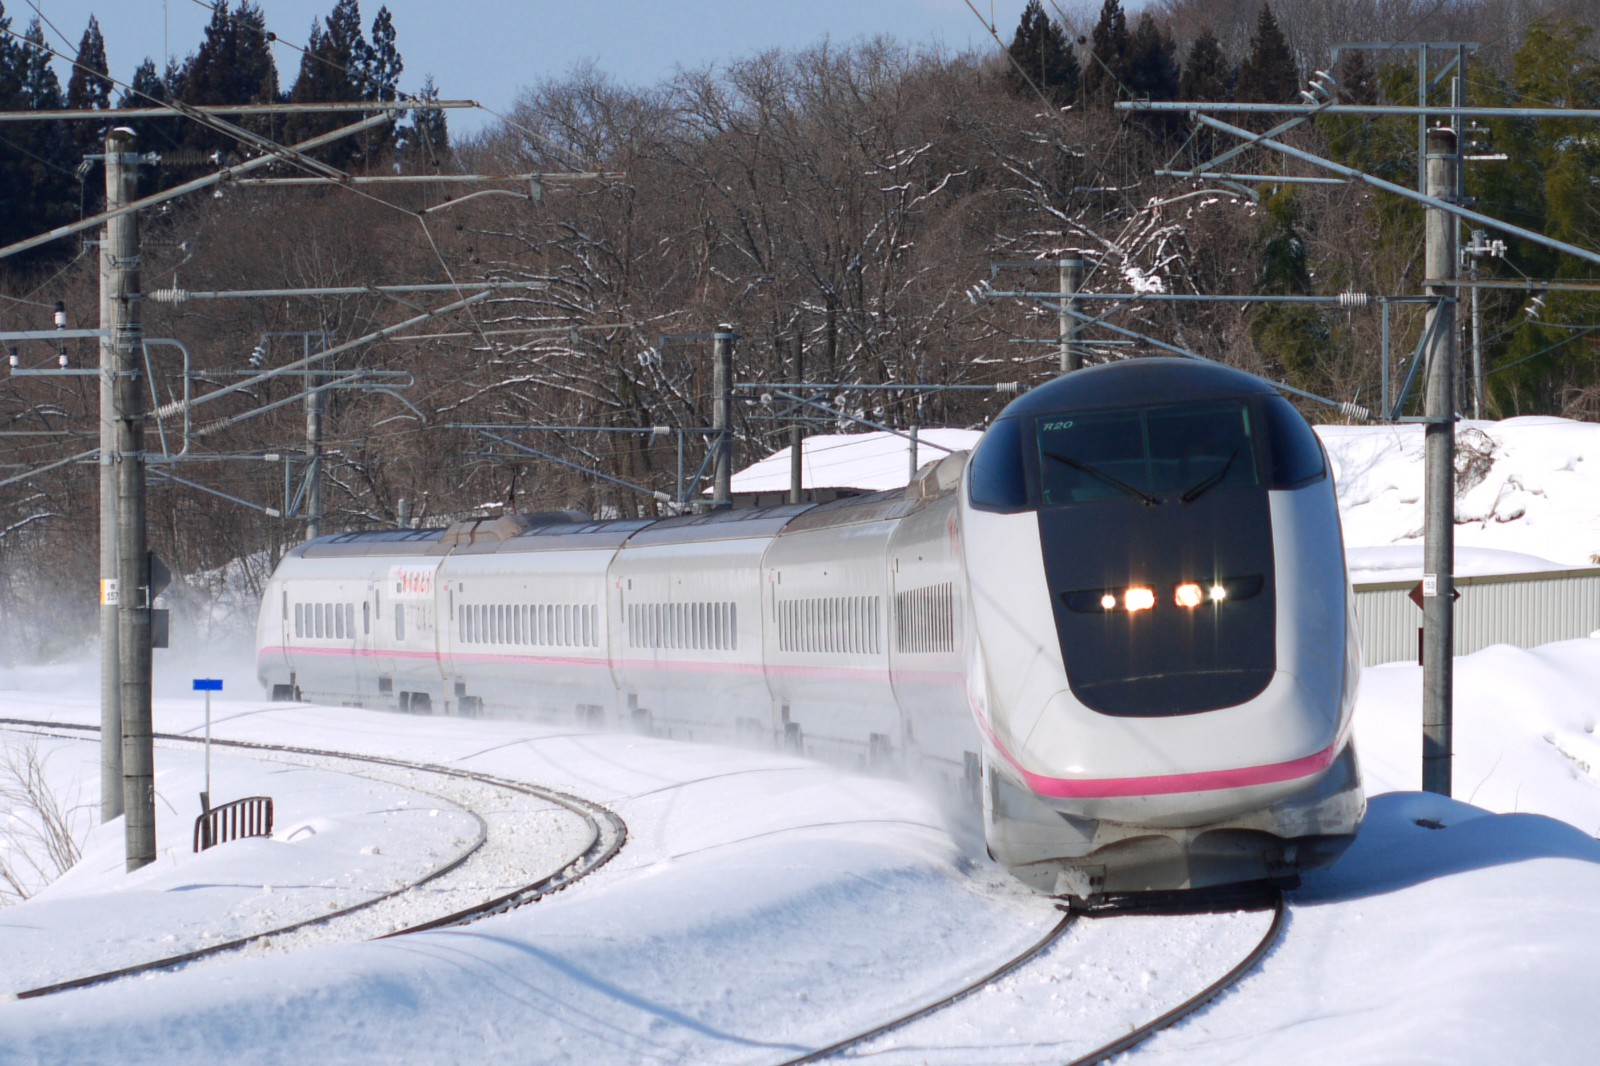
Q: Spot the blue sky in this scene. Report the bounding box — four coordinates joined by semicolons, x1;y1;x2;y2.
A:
23;1;1044;136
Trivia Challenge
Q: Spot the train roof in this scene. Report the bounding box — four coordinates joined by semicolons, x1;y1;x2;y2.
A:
621;503;815;547
997;357;1278;420
289;453;967;561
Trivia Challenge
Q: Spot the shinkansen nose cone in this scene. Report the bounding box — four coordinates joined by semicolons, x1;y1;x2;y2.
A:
966;358;1333;719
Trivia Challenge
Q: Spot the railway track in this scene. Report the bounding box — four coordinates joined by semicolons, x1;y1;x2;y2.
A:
782;891;1286;1065
0;717;628;1000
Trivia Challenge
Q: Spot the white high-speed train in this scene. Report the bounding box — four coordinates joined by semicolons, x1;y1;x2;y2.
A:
256;358;1365;901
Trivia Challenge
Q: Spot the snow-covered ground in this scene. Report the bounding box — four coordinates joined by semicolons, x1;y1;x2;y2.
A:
0;416;1598;1063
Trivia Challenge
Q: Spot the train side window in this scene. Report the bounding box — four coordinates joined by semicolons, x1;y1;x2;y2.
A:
395;604;405;641
363;601;370;636
314;604;324;639
294;603;303;638
968;417;1028;511
335;605;345;640
728;603;738;651
1264;394;1327;488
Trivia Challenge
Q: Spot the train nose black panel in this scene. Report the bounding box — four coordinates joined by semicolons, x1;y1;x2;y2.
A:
1038;490;1276;717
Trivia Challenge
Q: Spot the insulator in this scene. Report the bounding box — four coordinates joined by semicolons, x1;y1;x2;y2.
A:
1337;292;1371;308
995;382;1022;395
1339;401;1372;422
149;288;187;304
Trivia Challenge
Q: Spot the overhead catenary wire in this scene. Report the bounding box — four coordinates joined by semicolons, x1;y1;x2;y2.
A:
6;0;605;492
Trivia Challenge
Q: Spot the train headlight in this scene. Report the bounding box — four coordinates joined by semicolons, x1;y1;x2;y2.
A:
1123;587;1155;612
1174;583;1204;608
1209;584;1228;602
1100;593;1117;610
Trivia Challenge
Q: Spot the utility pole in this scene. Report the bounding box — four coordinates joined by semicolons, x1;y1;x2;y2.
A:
1422;125;1458;798
98;167;121;823
108;128;155;868
712;326;735;509
908;392;920;484
789;333;804;505
304;385;324;540
1059;257;1083;374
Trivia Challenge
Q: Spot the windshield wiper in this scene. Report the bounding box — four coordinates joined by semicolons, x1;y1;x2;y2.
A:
1043;450;1161;506
1180;448;1239;505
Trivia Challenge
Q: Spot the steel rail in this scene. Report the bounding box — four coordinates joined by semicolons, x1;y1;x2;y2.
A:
779;910;1078;1065
0;719;627;1000
783;890;1284;1064
1064;890;1287;1066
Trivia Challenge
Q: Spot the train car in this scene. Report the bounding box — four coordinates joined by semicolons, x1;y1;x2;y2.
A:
256;358;1364;902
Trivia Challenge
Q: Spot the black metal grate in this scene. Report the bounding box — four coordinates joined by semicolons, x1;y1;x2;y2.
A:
194;796;275;852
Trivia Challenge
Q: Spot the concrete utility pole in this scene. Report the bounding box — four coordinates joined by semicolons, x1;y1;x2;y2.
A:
304;386;324;540
788;333;804;505
98;172;121;822
107;128;156;867
1059;257;1084;374
712;326;735;509
1422;126;1459;798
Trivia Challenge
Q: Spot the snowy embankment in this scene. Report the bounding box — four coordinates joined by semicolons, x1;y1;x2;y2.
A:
2;638;1599;1063
0;415;1597;1063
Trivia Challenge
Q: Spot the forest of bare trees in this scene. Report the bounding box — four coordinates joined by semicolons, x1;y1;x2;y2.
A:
2;0;1599;660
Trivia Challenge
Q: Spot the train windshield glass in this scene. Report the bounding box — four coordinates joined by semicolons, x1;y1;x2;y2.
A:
1036;401;1258;507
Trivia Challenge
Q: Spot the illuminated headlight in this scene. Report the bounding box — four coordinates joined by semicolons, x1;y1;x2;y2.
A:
1063;575;1265;614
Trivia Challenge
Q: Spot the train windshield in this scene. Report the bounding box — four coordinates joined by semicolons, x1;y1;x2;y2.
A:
1036;401;1258;507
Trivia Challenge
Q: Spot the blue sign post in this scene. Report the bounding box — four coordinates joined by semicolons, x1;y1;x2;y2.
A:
193;679;222;811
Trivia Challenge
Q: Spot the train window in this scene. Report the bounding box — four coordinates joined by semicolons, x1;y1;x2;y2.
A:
363;601;370;636
294;603;303;638
395;604;405;641
1037;400;1257;507
1263;394;1327;488
728;603;737;650
335;605;345;640
314;604;324;639
347;604;354;640
968;417;1027;511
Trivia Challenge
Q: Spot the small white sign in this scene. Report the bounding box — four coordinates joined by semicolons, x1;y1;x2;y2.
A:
1422;573;1438;597
101;579;119;606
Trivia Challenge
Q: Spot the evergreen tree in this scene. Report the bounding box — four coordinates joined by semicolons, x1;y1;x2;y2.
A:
0;7;81;256
396;74;451;173
286;1;402;169
1252;187;1330;390
173;1;279;160
1479;18;1600;414
1080;0;1129;106
1237;3;1298;104
357;6;403;164
1335;50;1374;105
0;3;26;251
1180;26;1231;102
65;16;113;170
1004;0;1078;107
1124;14;1179;102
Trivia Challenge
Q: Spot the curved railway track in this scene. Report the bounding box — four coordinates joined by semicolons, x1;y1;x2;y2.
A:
0;717;628;1000
782;891;1286;1066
